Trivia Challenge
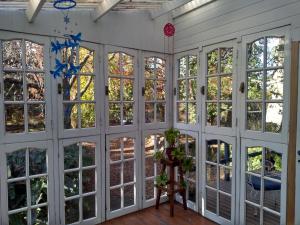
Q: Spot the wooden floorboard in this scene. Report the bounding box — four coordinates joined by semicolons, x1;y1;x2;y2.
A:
99;203;218;225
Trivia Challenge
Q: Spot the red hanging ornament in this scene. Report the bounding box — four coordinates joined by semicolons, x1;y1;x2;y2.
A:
164;23;175;37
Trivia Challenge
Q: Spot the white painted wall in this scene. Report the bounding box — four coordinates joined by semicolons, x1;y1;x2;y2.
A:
0;8;172;53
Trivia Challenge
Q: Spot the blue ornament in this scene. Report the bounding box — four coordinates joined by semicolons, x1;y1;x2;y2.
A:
64;15;70;24
53;0;76;10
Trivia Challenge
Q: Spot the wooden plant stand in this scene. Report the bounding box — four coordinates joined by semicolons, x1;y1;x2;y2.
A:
155;158;187;217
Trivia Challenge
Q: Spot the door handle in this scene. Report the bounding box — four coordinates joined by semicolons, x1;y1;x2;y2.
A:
58;83;62;94
239;82;245;93
201;86;205;95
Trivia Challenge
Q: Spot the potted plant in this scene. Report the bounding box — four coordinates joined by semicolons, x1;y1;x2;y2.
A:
164;128;180;160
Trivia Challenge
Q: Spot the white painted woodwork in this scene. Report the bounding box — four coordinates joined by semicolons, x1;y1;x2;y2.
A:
26;0;46;23
150;0;193;19
92;0;123;21
172;0;215;19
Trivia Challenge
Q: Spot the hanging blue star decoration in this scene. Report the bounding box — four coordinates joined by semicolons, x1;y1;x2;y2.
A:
50;32;82;79
64;15;70;24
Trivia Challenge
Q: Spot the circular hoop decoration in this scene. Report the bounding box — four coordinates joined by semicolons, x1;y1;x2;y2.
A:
164;23;175;37
53;0;76;10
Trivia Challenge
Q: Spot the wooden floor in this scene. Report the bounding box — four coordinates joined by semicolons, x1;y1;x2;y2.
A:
99;203;217;225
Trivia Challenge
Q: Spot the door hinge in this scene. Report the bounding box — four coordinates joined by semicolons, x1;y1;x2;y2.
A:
173;87;176;96
236;118;238;127
142;87;145;96
58;83;62;94
0;83;2;94
105;85;109;96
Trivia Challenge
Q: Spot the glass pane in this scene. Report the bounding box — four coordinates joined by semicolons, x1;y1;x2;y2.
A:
247;147;262;173
25;41;44;70
145;135;155;156
64;144;79;170
8;181;27;210
177;102;186;123
265;103;282;133
110;163;121;186
206;188;217;213
156;103;165;122
5;104;25;133
179;57;187;78
246;174;261;205
7;149;26;179
82;142;95;167
124;185;135;207
188;79;196;100
123;79;134;101
266;69;283;100
122;53;134;76
83;195;96;220
247;71;263;100
206;164;217;188
188;102;197;124
178;79;186;100
145;179;154;200
220;103;232;127
188;56;197;76
264;149;282;180
144;57;155;78
220;48;233;73
145;103;154;123
207;77;218;100
110;188;121;211
124;138;134;160
31;176;48;205
145;80;154;101
65;199;79;224
188;181;196;202
145;157;154;177
82;169;95;193
207;140;217;162
263;210;280;225
123;102;134;125
156;80;165;100
267;37;284;68
26;73;44;101
110;139;121;162
247;38;264;69
220;142;232;166
207;49;218;75
4;72;23;101
245;203;260;225
219;193;231;220
247;103;262;131
156;58;166;79
31;206;48;225
206;103;217;126
28;104;45;132
80;76;95;101
219;167;232;194
3;40;22;70
220;76;232;100
263;179;281;212
9;211;27;225
109;103;121;126
108;52;121;75
64;103;78;129
123;160;134;183
81;103;95;128
29;148;47;175
79;47;94;73
63;76;77;101
108;78;121;101
64;171;79;197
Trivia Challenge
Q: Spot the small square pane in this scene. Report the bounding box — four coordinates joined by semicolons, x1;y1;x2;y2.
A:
177;102;186;123
220;103;232;127
110;188;121;211
188;79;196;100
247;71;263;100
108;78;121;101
9;211;27;225
206;188;217;213
3;40;22;70
247;38;264;69
247;147;262;173
245;203;260;225
220;142;232;166
80;75;95;101
247;103;262;131
156;58;166;79
266;69;283;100
264;149;282;180
246;174;261;204
156;80;165;100
156;103;165;123
31;206;48;225
220;48;233;73
206;164;217;188
108;52;121;75
188;56;197;76
64;103;78;129
26;73;45;101
79;47;94;73
144;57;155;78
188;181;196;202
82;169;95;193
220;76;232;100
29;148;47;175
219;167;232;194
187;102;197;124
123;102;134;125
83;195;96;220
123;79;134;101
124;160;134;183
31;176;48;205
219;193;231;220
145;179;155;200
64;171;79;197
123;138;135;160
179;57;187;78
145;157;154;177
5;104;25;133
145;103;154;123
124;185;135;207
206;103;217;126
207;140;217;162
207;77;218;100
8;181;27;210
64;144;79;169
207;49;218;75
109;103;121;126
178;80;186;100
28;104;45;132
263;210;280;225
82;142;96;167
25;41;44;70
145;80;155;101
81;103;95;128
63;76;77;101
267;37;284;68
4;72;23;101
263;179;281;212
110;163;121;187
110;139;121;162
7;149;26;179
65;199;79;224
265;103;282;133
122;53;134;76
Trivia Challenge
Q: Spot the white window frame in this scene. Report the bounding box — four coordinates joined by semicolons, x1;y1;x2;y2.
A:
56;42;102;139
240;138;287;225
0;140;55;225
240;27;290;144
201;133;236;225
0;32;52;144
104;46;138;134
201;40;238;137
58;136;103;225
141;52;170;130
173;49;200;132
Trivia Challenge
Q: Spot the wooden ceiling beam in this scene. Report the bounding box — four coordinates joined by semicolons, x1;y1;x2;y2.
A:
92;0;123;21
26;0;46;23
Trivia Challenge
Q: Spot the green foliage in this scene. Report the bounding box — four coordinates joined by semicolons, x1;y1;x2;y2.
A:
153;151;164;161
182;157;193;173
155;172;168;187
171;147;185;161
164;128;180;147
